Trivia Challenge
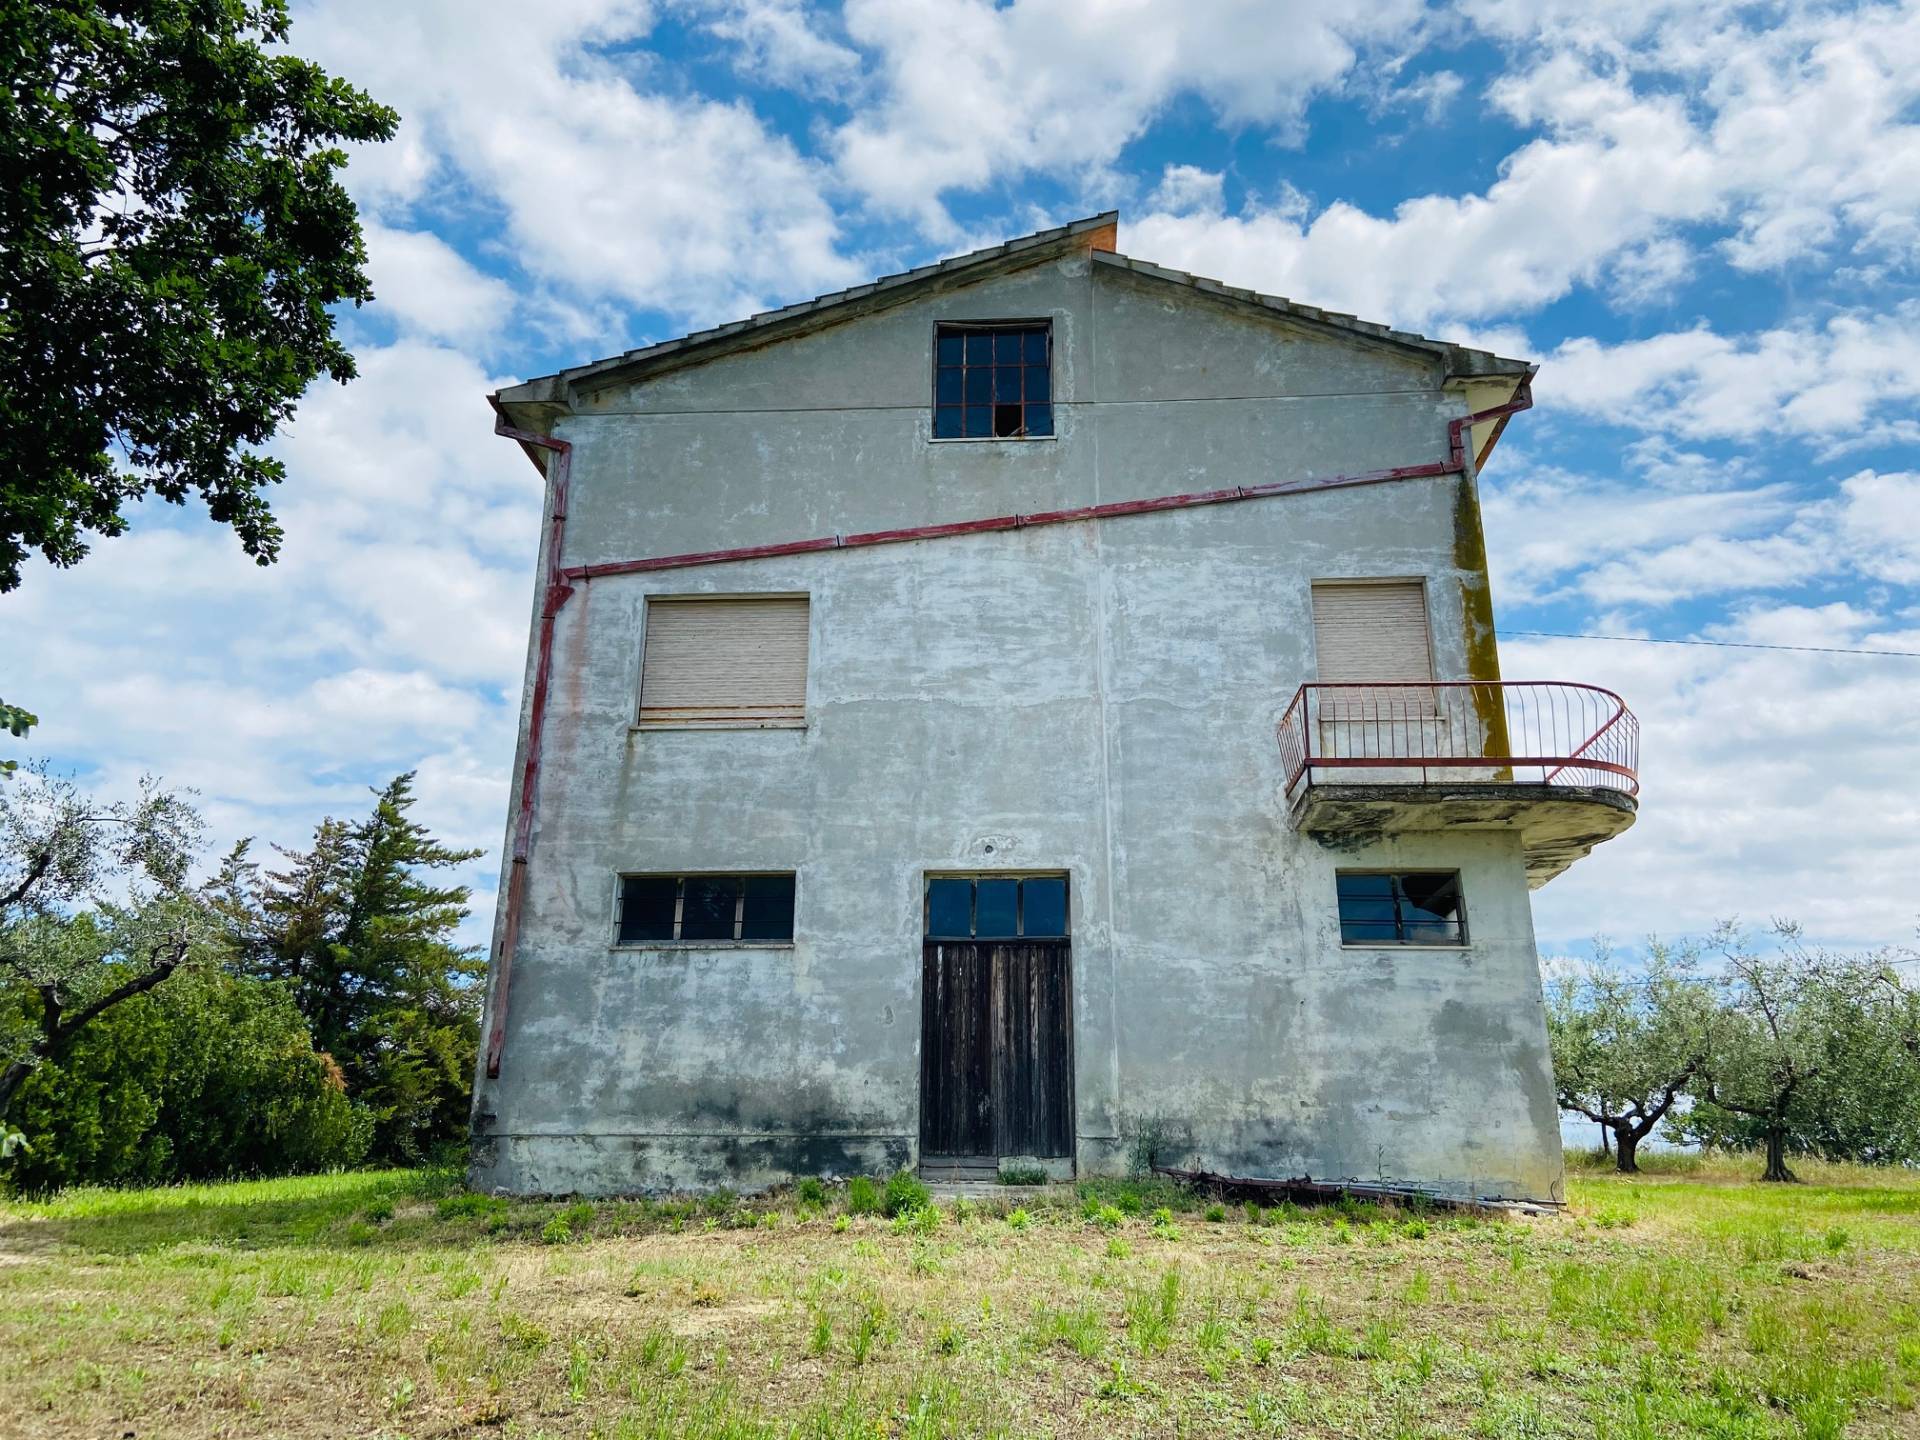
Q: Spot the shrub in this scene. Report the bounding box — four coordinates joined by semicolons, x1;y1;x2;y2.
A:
796;1176;828;1207
883;1169;931;1217
5;968;370;1194
892;1204;941;1236
1204;1203;1227;1223
1007;1208;1033;1231
998;1162;1048;1186
846;1176;882;1215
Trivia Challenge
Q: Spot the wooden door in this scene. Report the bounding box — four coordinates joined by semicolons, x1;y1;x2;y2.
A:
920;939;1073;1160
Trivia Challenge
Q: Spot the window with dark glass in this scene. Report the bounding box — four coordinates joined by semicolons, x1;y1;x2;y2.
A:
1336;872;1467;946
616;873;795;944
925;875;1069;938
933;324;1052;440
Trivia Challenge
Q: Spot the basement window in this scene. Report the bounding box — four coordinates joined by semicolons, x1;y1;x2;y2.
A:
925;875;1069;939
932;323;1052;440
616;873;796;945
1336;872;1467;946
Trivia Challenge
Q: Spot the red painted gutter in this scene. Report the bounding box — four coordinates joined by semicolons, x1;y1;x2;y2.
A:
479;374;1532;1081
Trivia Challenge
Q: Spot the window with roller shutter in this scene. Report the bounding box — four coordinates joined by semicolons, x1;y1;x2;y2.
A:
1310;580;1436;722
1309;580;1434;683
636;596;809;729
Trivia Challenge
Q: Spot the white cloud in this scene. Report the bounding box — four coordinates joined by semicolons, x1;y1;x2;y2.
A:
1539;304;1920;444
685;0;860;94
829;0;1425;232
1149;165;1226;217
1515;604;1920;948
1832;470;1920;585
0;337;538;922
1123;3;1920;327
293;0;864;325
1485;458;1920;612
361;224;517;347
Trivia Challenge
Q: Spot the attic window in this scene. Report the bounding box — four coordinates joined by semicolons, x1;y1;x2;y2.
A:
933;324;1052;440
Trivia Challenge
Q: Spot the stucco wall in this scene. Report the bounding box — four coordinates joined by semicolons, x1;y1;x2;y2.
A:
470;250;1564;1202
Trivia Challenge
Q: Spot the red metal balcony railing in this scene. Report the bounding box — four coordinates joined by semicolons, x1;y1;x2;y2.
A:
1277;681;1640;801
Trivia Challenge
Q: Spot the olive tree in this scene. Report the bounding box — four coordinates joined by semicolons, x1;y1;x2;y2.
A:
0;766;208;1125
1696;923;1920;1181
1546;941;1713;1173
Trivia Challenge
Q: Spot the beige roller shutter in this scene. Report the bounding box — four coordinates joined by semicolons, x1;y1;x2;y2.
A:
638;596;809;728
1311;581;1434;682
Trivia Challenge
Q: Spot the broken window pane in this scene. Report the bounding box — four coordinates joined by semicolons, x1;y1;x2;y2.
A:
1336;872;1467;946
680;876;739;940
974;879;1018;937
1021;877;1067;936
618;875;677;944
931;324;1053;441
617;873;796;944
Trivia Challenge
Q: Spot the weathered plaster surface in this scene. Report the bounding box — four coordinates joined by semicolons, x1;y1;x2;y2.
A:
472;251;1569;1202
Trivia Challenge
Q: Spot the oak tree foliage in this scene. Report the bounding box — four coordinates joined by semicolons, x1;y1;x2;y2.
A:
0;0;396;592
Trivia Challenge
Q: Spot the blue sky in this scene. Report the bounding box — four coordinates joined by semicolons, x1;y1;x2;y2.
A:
3;0;1918;955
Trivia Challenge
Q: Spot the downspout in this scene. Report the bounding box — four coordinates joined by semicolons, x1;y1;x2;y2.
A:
484;399;574;1080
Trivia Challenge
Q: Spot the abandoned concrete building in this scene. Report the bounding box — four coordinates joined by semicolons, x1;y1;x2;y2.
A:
471;212;1640;1203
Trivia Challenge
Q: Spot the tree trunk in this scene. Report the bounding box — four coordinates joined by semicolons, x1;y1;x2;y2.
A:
0;1058;32;1128
1761;1127;1796;1183
1613;1128;1641;1174
1598;1124;1611;1159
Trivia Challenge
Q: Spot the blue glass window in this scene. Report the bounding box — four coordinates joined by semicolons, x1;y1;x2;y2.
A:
925;876;1070;938
975;879;1018;938
932;324;1052;440
1336;872;1466;946
927;878;973;938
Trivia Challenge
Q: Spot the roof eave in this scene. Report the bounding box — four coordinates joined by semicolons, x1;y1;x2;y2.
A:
495;211;1120;413
1091;251;1533;381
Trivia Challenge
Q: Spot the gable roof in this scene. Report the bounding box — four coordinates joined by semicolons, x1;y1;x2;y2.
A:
492;211;1531;416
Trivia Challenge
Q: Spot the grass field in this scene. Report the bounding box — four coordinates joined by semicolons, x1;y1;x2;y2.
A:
2;1153;1916;1439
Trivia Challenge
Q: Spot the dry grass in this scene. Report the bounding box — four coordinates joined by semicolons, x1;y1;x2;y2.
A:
1;1154;1917;1438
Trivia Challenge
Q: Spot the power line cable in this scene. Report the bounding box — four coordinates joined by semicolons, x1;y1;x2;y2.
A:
1501;630;1920;659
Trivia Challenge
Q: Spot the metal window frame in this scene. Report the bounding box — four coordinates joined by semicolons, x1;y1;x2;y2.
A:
923;871;1071;940
1334;869;1469;948
929;319;1056;444
611;870;797;947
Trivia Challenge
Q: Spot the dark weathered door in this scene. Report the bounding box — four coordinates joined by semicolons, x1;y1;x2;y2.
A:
920;939;1073;1159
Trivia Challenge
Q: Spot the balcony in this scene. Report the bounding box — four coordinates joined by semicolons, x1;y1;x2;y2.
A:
1276;681;1640;887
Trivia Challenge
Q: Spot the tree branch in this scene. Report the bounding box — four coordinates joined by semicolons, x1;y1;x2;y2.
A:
1;849;53;912
39;936;188;1057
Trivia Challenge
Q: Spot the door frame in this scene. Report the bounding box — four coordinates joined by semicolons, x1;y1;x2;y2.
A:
917;871;1076;1172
